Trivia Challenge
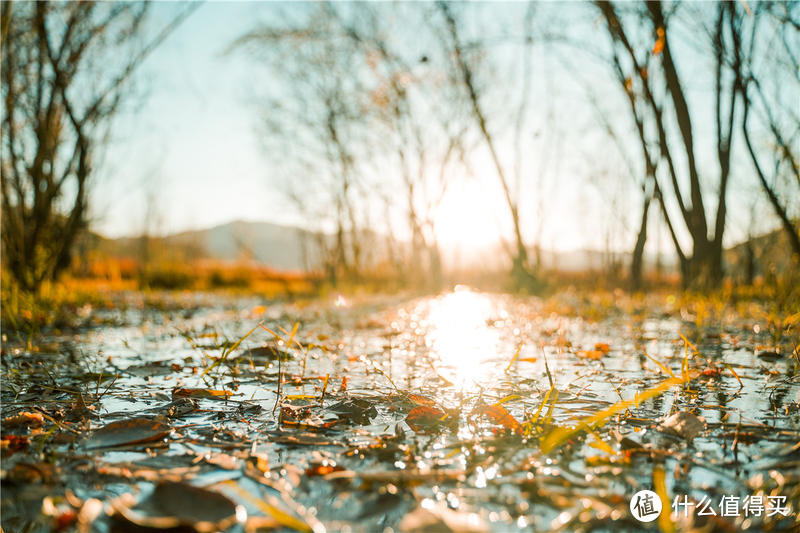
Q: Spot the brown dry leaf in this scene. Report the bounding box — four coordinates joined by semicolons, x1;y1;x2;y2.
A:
477;405;521;434
659;411;705;442
112;481;241;532
406;406;447;431
305;463;345;477
172;388;234;400
85;417;171;449
594;343;610;354
406;393;436;406
1;434;30;451
3;411;44;429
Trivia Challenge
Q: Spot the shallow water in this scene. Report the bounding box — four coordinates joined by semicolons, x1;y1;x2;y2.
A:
2;287;798;531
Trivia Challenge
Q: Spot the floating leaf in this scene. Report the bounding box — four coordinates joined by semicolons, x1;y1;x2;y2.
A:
112;480;242;532
406;406;447;431
405;393;436;406
172;388;234;400
3;411;44;429
328;398;377;425
305;462;345;477
658;411;705;442
86;417;171;449
594;343;610;354
477;404;521;434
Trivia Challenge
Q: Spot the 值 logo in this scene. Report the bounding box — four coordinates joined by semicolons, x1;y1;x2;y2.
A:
630;490;663;522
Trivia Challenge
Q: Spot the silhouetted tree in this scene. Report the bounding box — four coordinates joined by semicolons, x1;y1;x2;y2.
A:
1;1;194;293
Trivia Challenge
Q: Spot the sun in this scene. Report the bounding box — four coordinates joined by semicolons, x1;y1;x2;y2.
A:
433;179;505;253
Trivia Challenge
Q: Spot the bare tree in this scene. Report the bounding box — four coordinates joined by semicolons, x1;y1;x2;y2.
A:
1;1;195;293
437;2;538;287
233;7;375;285
595;1;745;287
735;3;800;259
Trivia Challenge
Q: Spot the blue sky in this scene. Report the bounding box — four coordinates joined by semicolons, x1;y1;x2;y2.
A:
89;1;793;260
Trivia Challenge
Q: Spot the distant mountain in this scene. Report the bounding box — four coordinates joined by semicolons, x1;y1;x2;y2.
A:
96;220;322;271
92;218;794;276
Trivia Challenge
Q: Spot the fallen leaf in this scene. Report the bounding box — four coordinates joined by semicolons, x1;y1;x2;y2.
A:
594;343;610;354
3;411;44;428
85;417;171;449
305;462;345;477
1;434;30;451
577;350;604;360
172;388;234;400
659;411;705;442
477;405;521;434
328;398;377;425
406;406;447;432
405;393;436;406
112;481;241;532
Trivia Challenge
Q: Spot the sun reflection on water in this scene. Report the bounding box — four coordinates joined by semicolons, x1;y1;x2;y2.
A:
425;286;501;389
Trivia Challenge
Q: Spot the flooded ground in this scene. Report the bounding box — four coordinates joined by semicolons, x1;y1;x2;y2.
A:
2;287;798;532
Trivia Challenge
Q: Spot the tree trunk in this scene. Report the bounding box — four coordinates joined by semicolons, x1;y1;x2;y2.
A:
631;196;651;291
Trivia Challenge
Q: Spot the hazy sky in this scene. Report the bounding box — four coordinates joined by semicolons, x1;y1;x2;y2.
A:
90;1;791;259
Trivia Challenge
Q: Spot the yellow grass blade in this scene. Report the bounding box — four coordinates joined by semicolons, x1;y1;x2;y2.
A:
494;394;521;406
586;429;615;455
643;348;675;378
541;372;696;453
504;343;525;373
725;363;743;388
530;387;553;426
653;465;675;533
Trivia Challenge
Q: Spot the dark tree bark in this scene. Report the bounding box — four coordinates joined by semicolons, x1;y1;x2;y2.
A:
1;2;194;293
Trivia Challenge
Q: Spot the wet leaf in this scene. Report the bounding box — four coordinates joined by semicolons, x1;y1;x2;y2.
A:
406;406;447;431
1;434;30;451
659;411;705;442
244;345;290;362
328;398;377;424
2;411;44;429
756;350;782;361
477;404;521;434
594;342;610;354
85;417;171;449
405;393;436;406
112;480;242;532
172;388;234;400
305;462;345;477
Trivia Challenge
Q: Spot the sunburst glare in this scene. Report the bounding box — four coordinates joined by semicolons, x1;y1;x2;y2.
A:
425;286;501;389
